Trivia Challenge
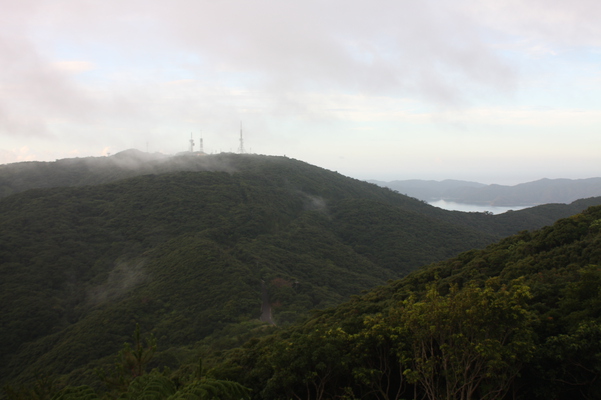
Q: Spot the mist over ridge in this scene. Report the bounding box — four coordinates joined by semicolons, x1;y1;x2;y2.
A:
3;148;600;206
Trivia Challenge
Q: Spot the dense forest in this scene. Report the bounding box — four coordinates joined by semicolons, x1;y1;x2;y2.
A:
218;205;601;400
2;153;601;399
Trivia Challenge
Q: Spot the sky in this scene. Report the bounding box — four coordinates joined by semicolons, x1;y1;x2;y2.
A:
1;0;600;184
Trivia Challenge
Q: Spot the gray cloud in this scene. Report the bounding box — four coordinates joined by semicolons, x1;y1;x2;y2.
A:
150;0;516;104
0;0;599;182
5;0;518;105
0;29;97;137
466;0;601;47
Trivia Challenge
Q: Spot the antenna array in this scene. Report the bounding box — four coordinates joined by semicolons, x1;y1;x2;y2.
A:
189;133;195;152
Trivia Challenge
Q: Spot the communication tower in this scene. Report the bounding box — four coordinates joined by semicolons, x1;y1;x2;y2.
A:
189;133;195;152
238;122;245;154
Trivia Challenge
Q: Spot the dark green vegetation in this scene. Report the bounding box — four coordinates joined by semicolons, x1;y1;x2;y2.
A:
4;324;251;400
221;205;601;400
2;152;601;398
0;150;168;198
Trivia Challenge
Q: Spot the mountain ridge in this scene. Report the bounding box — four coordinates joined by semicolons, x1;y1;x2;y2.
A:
371;177;601;206
2;152;601;393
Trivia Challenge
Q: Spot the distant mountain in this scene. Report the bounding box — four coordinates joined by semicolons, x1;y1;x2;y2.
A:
447;178;601;206
2;152;601;389
368;179;486;201
371;177;601;206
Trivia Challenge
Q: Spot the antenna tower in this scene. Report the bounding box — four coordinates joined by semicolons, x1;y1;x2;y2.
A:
238;122;245;154
199;135;204;153
189;133;195;152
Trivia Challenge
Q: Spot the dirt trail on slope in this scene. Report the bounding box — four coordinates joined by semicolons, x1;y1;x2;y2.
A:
260;280;275;325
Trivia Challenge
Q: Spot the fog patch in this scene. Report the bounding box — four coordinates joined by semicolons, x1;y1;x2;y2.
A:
107;149;168;170
301;193;328;213
99;149;244;176
88;260;147;305
165;152;241;174
293;187;328;213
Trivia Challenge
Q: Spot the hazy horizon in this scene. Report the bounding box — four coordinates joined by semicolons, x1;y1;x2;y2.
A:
1;0;600;185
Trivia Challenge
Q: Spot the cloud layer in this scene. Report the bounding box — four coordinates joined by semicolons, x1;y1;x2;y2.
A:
1;0;600;183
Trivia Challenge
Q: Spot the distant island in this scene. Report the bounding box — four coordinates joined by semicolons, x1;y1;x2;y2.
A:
369;177;601;207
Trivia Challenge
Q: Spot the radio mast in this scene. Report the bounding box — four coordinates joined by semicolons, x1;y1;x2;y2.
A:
238;122;245;154
189;133;195;152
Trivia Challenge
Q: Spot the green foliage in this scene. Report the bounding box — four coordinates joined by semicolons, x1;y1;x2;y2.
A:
330;198;494;275
51;386;100;400
3;327;250;400
96;324;157;394
117;371;176;399
1;154;524;386
3;374;62;400
111;355;250;400
168;377;250;400
2;153;601;397
538;321;601;400
221;205;601;400
400;279;535;400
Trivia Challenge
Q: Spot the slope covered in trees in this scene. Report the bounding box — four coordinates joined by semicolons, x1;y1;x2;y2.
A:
220;205;601;400
2;150;599;238
1;153;601;396
5;194;601;399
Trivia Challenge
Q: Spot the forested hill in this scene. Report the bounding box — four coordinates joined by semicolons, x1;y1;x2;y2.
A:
1;150;599;237
1;152;601;394
223;205;601;400
0;149;168;198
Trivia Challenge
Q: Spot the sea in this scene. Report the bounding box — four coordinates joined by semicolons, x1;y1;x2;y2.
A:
428;200;531;215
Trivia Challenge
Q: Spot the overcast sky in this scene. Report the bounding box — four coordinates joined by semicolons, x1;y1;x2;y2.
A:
1;0;600;184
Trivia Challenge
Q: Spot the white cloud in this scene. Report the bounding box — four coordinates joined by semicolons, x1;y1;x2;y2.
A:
52;60;95;73
462;0;601;47
0;0;599;182
0;146;37;164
